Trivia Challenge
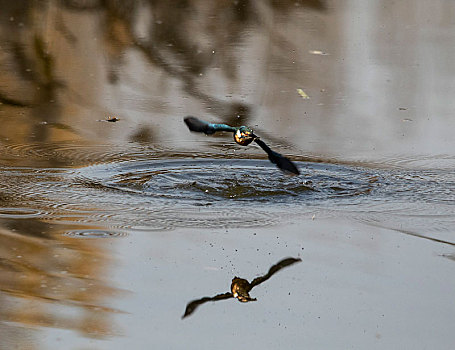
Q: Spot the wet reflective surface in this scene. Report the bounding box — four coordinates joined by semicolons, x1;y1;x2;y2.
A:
1;0;455;349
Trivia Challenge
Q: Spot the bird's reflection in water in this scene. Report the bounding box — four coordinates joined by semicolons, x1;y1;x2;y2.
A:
182;257;301;318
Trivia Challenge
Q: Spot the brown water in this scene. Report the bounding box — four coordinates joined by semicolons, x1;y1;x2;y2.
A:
0;1;454;349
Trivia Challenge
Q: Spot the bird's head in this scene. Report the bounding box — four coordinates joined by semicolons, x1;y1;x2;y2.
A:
234;126;255;146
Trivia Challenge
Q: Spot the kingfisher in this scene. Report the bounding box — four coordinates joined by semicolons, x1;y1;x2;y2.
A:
182;257;301;318
184;116;300;175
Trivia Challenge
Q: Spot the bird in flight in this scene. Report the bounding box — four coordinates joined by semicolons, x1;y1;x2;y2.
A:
184;116;300;175
182;257;301;319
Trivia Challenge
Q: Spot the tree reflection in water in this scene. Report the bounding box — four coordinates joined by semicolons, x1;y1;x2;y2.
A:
0;220;125;339
0;0;326;147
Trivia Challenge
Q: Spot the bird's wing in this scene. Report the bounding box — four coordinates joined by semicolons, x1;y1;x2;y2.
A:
184;116;237;135
182;292;233;319
249;257;302;289
254;138;300;175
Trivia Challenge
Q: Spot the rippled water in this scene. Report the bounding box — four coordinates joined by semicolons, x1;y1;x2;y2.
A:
1;143;453;243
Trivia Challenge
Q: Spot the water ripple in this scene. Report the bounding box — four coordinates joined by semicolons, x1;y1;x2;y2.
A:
64;229;128;239
0;207;46;219
74;159;376;204
1;154;454;236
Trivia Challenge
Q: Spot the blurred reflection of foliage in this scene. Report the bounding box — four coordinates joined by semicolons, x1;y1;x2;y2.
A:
0;221;123;340
0;167;124;340
101;0;324;123
0;3;63;104
0;0;325;136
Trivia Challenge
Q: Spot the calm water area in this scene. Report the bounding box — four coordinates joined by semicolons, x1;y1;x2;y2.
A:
0;1;454;349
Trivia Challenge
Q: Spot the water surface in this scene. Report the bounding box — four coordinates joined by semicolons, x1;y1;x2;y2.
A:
0;1;454;349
